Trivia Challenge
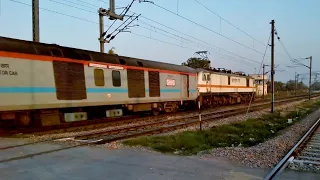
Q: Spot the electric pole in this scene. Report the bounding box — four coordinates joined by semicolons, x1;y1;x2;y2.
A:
309;56;312;100
99;8;106;53
98;0;125;53
295;72;297;96
262;64;268;99
270;20;275;113
32;0;40;42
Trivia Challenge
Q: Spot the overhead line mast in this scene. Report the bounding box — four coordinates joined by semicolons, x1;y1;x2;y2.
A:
99;0;127;53
32;0;40;42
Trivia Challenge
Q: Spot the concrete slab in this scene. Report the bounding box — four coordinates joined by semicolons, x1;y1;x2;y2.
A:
0;138;319;180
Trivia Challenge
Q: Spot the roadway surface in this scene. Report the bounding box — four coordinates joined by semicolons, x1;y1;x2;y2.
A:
1;132;320;179
1;139;319;180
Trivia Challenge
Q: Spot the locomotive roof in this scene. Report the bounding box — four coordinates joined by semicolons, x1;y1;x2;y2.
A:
196;68;254;78
0;36;197;74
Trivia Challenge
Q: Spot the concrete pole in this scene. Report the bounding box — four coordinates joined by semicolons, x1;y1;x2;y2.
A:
32;0;40;42
270;20;275;113
309;56;312;100
263;64;265;99
99;8;105;53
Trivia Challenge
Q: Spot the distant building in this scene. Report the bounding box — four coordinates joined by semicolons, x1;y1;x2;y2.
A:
249;74;268;97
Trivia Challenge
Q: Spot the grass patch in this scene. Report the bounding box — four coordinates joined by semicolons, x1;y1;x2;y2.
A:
123;99;320;155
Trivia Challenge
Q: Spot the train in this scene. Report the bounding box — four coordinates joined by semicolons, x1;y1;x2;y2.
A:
0;36;258;128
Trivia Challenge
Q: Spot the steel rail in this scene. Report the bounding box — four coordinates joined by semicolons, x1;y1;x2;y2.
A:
264;118;320;180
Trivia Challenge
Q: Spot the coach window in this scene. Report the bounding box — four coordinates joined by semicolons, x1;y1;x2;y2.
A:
112;70;121;87
94;69;105;86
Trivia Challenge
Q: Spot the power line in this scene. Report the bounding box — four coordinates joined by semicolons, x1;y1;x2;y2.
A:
150;2;267;56
8;0;262;67
137;15;261;64
274;28;308;68
193;0;267;47
138;23;258;66
38;0;263;65
62;0;97;10
6;0;198;53
75;0;100;8
48;0;95;13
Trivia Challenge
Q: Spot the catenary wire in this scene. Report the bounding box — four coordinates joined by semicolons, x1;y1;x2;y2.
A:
43;0;264;65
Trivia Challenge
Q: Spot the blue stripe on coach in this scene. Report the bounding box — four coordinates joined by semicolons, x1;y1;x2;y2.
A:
86;88;128;93
0;87;197;94
0;87;56;93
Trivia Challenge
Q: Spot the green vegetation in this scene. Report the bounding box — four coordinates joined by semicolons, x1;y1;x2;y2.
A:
123;100;320;155
182;57;211;69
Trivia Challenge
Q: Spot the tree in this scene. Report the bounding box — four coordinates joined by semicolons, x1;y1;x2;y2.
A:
108;47;115;55
267;80;307;93
285;80;296;91
312;82;320;91
182;57;211;69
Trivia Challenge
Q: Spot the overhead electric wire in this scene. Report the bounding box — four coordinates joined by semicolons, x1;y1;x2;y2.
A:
138;21;260;66
48;0;95;13
61;0;97;9
151;2;267;56
136;14;260;64
107;0;136;31
193;0;289;59
193;0;266;46
42;0;263;65
275;28;308;68
75;0;100;8
246;32;271;115
7;0;198;53
9;0;262;67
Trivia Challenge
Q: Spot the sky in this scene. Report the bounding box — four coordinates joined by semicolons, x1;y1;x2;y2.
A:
1;0;319;84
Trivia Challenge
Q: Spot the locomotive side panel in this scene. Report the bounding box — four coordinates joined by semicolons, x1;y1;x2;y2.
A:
198;72;255;94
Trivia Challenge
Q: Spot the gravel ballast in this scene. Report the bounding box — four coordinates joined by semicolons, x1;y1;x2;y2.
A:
199;104;320;168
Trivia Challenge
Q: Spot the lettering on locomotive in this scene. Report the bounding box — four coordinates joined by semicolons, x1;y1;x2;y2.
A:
0;63;18;76
231;78;240;83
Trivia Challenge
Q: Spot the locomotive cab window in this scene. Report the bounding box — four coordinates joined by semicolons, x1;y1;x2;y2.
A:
246;79;249;87
202;74;206;81
112;70;121;87
228;76;231;85
94;69;105;86
207;74;211;81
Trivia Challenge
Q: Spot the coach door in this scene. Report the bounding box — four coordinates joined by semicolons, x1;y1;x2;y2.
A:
181;74;189;98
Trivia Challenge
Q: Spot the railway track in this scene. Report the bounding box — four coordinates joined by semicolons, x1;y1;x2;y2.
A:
264;117;320;179
1;93;317;136
0;94;316;164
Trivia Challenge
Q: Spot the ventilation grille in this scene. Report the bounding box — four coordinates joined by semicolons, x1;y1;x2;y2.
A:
53;61;87;100
127;69;145;98
148;71;160;97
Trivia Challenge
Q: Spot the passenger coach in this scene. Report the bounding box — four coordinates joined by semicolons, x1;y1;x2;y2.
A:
0;36;198;127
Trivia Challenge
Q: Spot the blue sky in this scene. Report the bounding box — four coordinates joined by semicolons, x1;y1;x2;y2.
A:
1;0;319;84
